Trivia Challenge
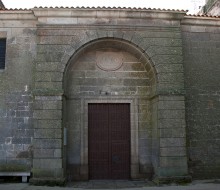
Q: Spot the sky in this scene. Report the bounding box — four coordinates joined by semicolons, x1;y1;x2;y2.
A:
2;0;205;14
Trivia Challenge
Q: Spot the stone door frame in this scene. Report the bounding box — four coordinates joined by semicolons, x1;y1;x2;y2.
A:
80;97;139;179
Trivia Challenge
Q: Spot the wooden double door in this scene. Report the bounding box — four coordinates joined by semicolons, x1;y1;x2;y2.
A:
88;103;130;179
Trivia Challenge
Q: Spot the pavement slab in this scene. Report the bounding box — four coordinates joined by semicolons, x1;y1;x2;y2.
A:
0;180;219;190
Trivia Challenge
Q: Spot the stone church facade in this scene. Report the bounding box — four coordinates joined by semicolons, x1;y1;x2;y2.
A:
0;0;220;184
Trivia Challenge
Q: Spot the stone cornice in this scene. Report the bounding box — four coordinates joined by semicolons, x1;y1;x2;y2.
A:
32;8;187;20
182;15;220;26
0;10;37;20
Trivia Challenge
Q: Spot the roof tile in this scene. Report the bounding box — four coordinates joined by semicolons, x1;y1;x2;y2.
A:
0;6;187;13
1;6;220;18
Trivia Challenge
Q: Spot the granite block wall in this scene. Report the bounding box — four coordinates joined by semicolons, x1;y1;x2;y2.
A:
0;7;219;183
182;17;220;179
0;11;36;173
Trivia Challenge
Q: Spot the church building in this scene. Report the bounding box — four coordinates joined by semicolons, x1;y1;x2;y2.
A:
0;0;220;184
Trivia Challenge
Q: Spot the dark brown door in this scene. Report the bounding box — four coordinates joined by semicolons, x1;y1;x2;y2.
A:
88;103;130;179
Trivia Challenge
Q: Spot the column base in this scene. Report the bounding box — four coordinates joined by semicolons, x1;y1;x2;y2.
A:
153;175;192;185
29;177;66;186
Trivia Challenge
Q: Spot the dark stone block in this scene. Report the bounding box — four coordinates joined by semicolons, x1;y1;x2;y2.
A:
12;138;31;144
16;111;33;118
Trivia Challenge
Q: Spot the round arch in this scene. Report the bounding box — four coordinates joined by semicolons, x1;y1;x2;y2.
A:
63;38;157;92
63;37;157;180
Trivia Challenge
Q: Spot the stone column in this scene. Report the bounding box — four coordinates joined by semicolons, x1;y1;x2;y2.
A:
152;95;191;183
30;94;65;185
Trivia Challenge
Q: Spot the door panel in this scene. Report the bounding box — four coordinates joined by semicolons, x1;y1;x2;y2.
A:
88;103;130;179
88;104;109;179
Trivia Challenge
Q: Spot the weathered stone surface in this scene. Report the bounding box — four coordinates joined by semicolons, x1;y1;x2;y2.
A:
35;96;62;101
34;129;62;139
32;168;64;178
160;138;186;147
160;156;188;167
34;139;62;149
158;166;188;177
158;119;186;129
160;128;186;138
34;120;62;129
34;149;62;158
36;62;65;72
34;110;62;120
34;100;62;110
33;159;62;169
158;100;185;110
182;21;220;179
35;72;63;82
160;147;186;157
159;110;185;119
0;6;219;182
35;81;62;90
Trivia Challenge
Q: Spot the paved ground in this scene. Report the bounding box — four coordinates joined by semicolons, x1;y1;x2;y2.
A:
0;179;219;190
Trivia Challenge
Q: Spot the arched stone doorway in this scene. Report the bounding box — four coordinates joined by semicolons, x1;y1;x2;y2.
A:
31;9;189;184
63;38;156;180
